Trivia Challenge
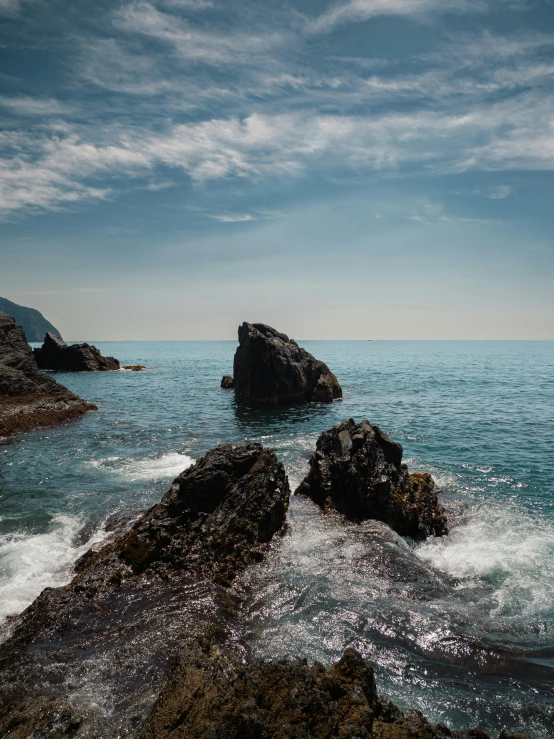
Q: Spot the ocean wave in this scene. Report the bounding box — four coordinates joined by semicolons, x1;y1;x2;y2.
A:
88;452;195;482
417;501;554;621
0;515;108;627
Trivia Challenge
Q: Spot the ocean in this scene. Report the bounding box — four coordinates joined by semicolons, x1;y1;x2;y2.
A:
1;340;553;736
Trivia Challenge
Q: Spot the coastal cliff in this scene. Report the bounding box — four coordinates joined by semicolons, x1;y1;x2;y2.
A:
0;296;61;343
0;313;96;437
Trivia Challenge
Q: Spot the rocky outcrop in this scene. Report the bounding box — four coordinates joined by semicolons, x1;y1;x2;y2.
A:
33;332;120;371
0;313;96;437
233;322;342;405
0;443;291;737
221;375;235;389
140;641;528;739
297;419;448;540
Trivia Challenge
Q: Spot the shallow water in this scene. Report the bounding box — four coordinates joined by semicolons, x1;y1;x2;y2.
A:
1;340;553;736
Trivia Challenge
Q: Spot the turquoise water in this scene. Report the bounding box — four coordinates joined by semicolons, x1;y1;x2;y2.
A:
1;340;553;736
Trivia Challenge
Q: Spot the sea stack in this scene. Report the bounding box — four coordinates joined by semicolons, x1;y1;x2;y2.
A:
232;322;342;405
0;313;96;437
34;332;120;371
297;418;448;540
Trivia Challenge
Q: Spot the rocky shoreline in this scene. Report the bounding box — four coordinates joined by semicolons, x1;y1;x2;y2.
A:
0;313;96;438
0;432;530;738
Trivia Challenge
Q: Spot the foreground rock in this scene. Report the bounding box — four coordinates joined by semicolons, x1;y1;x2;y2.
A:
0;313;96;437
141;641;527;739
0;443;290;737
233;322;342;405
297;419;448;540
33;332;120;371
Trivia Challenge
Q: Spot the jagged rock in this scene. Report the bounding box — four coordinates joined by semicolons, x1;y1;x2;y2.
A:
221;375;235;389
33;332;120;371
233;322;342;405
140;641;527;739
0;443;291;737
0;313;96;437
297;419;448;540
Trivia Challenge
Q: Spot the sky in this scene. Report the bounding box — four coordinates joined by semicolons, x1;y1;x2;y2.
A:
1;0;553;340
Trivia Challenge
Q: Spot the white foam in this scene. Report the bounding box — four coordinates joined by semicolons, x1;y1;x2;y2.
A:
417;503;554;619
0;515;108;626
89;453;195;482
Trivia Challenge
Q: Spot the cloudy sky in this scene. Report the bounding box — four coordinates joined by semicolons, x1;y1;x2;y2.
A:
1;0;553;339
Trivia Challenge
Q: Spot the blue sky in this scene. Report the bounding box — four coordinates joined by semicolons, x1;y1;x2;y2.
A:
1;0;553;339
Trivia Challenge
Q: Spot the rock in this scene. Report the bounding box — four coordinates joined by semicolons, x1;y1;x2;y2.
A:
0;295;61;342
0;313;96;437
221;375;235;389
0;443;291;737
33;332;120;371
233;322;342;405
296;419;448;540
123;364;147;371
141;642;521;739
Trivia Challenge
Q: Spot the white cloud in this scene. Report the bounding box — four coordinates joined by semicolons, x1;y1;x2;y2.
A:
310;0;484;33
0;96;74;117
114;2;288;66
1;89;553;217
208;213;255;222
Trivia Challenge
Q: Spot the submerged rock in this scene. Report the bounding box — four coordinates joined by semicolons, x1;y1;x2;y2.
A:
0;312;96;437
297;419;448;540
33;332;120;371
233;322;342;405
221;375;235;389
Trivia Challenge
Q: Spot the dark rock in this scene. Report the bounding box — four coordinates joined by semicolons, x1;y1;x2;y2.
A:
296;419;448;540
221;375;235;389
0;443;291;737
498;733;531;739
0;295;61;342
233;322;342;405
0;313;96;437
33;332;120;371
123;364;147;371
141;642;518;739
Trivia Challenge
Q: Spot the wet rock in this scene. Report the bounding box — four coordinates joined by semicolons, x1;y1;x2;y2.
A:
0;443;291;737
221;375;235;389
33;332;120;371
233;322;342;405
297;419;448;540
141;642;521;739
0;313;96;437
123;364;147;371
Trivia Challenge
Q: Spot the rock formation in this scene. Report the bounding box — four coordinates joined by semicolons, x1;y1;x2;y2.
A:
297;419;448;540
0;443;291;737
0;441;528;738
0;295;61;342
233;322;342;405
221;375;235;389
0;313;96;437
141;642;528;739
33;332;120;371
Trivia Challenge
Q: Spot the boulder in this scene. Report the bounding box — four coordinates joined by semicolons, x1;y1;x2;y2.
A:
33;332;120;371
0;313;96;437
221;375;235;389
233;322;342;405
296;419;448;540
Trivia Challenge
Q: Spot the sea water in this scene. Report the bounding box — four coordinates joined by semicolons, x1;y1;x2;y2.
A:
1;340;553;736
